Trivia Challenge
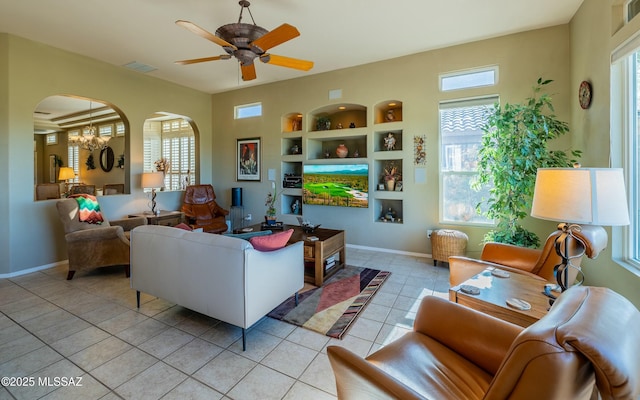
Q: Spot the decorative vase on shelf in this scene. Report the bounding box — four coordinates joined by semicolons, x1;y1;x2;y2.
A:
385;178;396;192
336;144;348;158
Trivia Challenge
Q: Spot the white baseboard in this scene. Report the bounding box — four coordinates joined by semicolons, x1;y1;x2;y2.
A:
347;243;432;259
0;261;66;279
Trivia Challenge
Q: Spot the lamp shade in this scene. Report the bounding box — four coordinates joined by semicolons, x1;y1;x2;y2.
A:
141;172;165;189
531;168;630;226
58;167;75;181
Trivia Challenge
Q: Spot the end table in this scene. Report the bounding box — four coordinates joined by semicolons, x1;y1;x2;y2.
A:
129;210;184;227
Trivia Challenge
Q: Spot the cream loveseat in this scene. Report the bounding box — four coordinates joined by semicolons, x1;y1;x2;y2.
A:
130;225;304;350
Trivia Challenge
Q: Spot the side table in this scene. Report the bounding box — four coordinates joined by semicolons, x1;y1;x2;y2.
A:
129;210;184;227
449;267;550;327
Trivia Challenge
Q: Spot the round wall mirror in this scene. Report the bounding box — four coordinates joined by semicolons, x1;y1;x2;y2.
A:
100;146;115;172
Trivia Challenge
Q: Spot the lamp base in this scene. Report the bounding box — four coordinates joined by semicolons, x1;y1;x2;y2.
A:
553;223;586;292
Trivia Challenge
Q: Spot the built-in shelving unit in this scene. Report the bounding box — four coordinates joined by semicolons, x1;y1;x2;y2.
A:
280;99;405;224
310;103;367;132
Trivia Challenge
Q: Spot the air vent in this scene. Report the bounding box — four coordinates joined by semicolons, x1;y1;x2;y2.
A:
122;61;158;73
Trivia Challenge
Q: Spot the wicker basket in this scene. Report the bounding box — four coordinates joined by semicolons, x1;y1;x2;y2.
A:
430;229;468;265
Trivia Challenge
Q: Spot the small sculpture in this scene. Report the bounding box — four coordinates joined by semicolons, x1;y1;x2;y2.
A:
384;132;396;151
324;149;331;159
349;122;356;128
291;199;301;215
336;122;343;129
290;144;300;155
386;109;395;121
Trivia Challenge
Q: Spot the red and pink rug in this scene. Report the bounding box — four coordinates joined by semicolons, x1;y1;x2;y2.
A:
268;266;390;338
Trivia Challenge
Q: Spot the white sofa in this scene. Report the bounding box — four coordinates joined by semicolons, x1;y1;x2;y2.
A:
130;225;304;350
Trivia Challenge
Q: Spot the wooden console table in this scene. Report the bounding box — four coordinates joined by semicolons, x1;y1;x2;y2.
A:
449;267;550;327
243;224;346;286
129;210;184;227
291;226;346;287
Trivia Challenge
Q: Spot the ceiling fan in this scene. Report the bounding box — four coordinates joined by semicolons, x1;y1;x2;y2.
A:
175;0;313;81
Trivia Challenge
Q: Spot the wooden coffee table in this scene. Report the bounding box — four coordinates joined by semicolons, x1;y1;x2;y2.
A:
449;267;550;327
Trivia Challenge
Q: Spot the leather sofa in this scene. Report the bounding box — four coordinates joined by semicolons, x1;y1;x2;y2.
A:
328;286;640;400
449;225;608;287
130;225;304;350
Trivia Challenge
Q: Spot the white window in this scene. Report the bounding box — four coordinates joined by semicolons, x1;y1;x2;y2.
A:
143;119;196;191
628;0;640;22
234;102;262;119
440;66;498;92
611;47;640;272
67;132;79;184
115;122;125;137
439;97;496;224
45;133;57;145
98;124;113;137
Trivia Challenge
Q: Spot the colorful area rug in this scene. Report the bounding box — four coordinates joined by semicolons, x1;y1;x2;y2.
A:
268;266;390;339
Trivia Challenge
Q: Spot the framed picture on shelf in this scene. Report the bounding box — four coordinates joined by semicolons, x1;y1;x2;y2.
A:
395;181;403;191
237;138;261;181
378;183;385;191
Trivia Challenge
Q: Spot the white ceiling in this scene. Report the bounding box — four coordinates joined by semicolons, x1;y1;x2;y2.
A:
1;0;583;96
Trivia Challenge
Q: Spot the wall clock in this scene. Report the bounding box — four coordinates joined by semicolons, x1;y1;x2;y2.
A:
579;80;592;109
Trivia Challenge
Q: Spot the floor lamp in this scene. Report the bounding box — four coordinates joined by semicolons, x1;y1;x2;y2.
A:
531;167;630;291
141;172;165;215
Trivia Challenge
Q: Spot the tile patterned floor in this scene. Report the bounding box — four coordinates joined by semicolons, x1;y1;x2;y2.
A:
0;248;450;400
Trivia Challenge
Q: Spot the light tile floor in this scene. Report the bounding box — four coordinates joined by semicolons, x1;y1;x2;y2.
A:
0;248;450;400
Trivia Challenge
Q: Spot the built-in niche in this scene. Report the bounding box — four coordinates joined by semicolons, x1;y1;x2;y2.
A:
142;113;199;192
33;95;129;200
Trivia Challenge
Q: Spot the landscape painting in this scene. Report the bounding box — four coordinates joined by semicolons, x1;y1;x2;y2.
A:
303;164;369;208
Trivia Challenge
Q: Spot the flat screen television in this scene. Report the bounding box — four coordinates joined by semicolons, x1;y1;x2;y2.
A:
303;164;368;208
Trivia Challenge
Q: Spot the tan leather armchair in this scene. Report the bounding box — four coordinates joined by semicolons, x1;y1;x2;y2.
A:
449;225;608;287
181;184;229;233
56;198;146;279
328;286;640;400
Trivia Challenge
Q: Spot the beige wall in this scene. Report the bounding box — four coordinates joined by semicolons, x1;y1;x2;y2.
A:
212;25;572;258
569;0;640;306
2;8;638;306
0;34;212;275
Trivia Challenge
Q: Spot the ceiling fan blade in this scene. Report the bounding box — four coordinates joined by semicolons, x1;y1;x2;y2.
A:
241;63;257;81
251;23;300;51
175;55;231;65
175;20;237;50
261;54;314;71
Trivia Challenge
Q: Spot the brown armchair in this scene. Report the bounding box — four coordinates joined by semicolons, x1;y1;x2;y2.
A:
449;225;609;287
181;184;229;233
36;183;61;200
56;198;147;280
328;286;640;400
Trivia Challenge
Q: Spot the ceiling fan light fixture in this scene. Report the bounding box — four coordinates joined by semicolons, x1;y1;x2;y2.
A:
176;0;313;81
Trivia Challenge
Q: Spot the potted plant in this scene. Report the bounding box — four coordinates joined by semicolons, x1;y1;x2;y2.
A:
382;161;400;191
264;184;282;224
473;78;581;248
316;115;331;131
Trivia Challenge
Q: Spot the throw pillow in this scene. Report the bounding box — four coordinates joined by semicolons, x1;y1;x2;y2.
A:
174;223;193;231
249;229;294;251
223;230;272;240
70;194;104;224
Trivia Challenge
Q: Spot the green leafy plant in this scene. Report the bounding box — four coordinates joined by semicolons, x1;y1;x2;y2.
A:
473;78;582;248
